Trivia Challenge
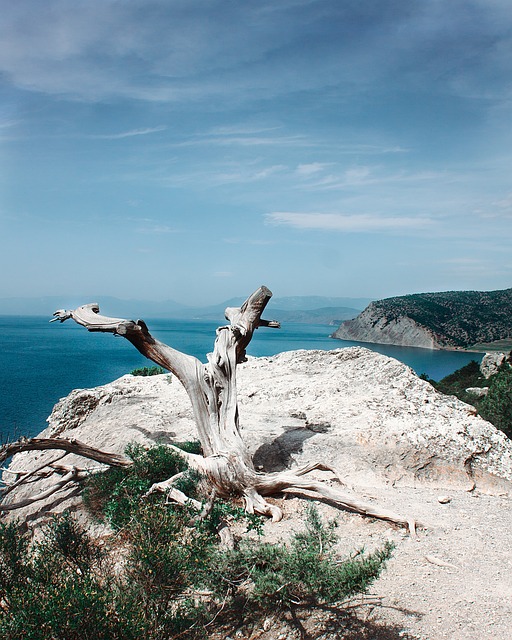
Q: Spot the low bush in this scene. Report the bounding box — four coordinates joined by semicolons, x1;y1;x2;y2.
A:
0;516;127;640
479;367;512;439
429;355;512;439
0;447;395;639
431;360;485;404
130;366;167;376
83;442;200;528
210;505;394;611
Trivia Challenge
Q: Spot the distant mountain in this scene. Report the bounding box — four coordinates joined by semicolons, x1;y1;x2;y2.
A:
0;294;371;324
196;305;361;325
269;307;361;325
332;288;512;349
269;296;372;311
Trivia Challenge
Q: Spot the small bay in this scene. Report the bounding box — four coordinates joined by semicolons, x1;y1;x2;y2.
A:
0;315;482;441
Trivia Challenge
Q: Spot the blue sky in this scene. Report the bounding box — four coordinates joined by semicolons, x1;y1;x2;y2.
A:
1;0;511;306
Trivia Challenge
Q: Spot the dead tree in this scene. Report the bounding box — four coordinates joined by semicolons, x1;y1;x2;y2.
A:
1;286;416;532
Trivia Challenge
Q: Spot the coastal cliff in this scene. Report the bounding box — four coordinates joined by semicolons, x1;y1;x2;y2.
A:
332;303;439;348
332;287;512;349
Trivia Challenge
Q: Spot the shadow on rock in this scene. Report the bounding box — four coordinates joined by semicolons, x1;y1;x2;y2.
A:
252;423;330;472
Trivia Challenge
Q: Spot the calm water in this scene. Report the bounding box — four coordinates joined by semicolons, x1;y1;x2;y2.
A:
0;316;482;441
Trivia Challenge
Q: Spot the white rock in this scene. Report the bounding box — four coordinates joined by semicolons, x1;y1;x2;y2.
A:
480;352;507;379
4;347;512;525
465;387;489;397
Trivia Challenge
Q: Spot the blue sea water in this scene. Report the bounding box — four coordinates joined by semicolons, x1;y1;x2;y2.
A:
0;315;482;442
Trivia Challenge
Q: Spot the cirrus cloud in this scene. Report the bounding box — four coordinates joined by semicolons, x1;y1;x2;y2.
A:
265;211;434;233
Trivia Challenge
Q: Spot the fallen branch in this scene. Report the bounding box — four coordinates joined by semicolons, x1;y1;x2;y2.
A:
0;437;132;467
1;452;68;498
0;467;80;511
424;555;458;569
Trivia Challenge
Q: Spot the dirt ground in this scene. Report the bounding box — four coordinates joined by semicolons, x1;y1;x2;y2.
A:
218;482;511;640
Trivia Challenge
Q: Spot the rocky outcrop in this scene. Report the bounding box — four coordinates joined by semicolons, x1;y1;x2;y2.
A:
480;352;509;378
5;348;512;640
465;387;489;397
331;304;440;348
4;347;512;526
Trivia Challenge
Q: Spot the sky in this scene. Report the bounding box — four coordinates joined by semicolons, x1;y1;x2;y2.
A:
1;0;511;306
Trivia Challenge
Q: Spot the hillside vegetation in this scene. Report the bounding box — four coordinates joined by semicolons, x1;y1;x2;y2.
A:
429;353;512;439
373;288;512;347
335;288;512;349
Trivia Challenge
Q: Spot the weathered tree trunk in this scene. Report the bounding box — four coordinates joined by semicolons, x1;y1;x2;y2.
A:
3;286;416;532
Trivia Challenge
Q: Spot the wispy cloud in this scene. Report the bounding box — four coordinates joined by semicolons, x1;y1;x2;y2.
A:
174;134;308;148
135;224;176;234
265;212;434;232
0;1;510;110
206;125;281;136
93;126;167;140
493;193;512;214
160;163;288;188
307;168;449;190
438;257;506;278
223;237;276;246
0;118;19;129
295;162;331;176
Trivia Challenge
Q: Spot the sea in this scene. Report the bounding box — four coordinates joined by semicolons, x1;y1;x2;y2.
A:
0;315;483;442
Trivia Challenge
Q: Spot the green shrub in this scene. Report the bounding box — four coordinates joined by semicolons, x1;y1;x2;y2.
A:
430;357;512;439
1;448;395;639
432;360;485;403
0;515;130;640
83;442;199;528
130;366;167;376
479;367;512;439
210;505;394;610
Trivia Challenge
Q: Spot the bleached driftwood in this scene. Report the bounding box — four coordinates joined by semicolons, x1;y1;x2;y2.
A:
2;286;416;532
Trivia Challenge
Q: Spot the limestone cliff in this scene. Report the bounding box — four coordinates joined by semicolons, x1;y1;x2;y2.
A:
332;287;512;349
332;303;440;348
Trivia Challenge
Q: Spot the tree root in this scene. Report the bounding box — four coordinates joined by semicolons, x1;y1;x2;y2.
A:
255;469;418;535
150;449;418;533
0;437;132;467
0;466;80;511
1;436;417;534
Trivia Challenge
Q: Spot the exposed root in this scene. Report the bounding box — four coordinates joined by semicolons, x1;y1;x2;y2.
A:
1;453;69;498
0;437;132;467
145;475;234;548
253;469;418;534
242;486;283;522
291;461;347;486
144;472;202;510
1;436;418;534
165;445;209;472
0;467;80;511
141;447;416;531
